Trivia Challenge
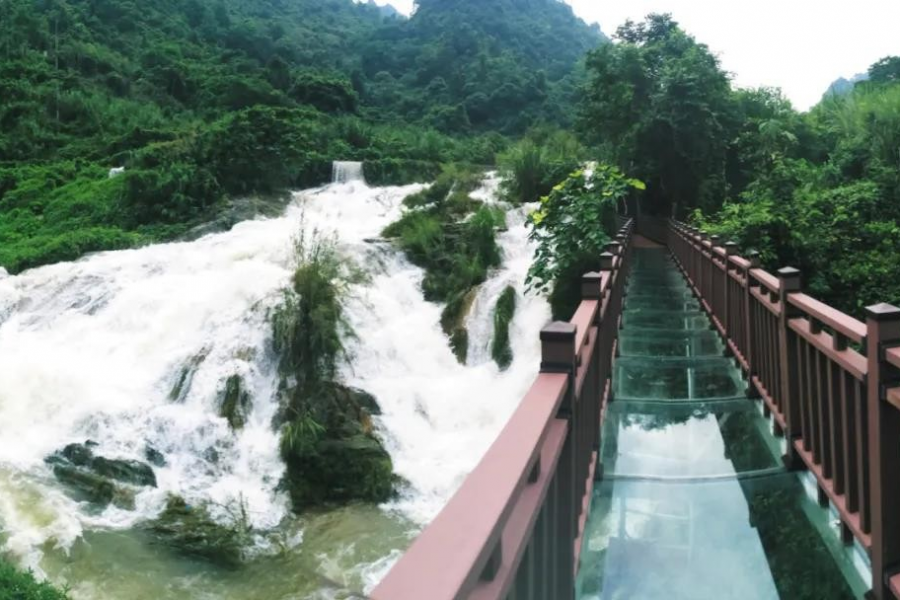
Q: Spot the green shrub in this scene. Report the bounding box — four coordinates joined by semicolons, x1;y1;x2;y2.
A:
491;286;517;369
527;165;643;320
0;558;69;600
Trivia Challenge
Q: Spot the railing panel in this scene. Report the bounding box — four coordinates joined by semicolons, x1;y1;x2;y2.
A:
667;219;900;600
372;220;634;600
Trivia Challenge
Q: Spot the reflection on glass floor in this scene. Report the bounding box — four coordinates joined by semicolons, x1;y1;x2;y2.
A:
577;247;867;600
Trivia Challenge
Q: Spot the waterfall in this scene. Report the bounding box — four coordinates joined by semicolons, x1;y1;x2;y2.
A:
331;161;365;184
0;174;549;597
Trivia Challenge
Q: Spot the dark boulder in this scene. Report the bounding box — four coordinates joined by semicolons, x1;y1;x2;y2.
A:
92;456;157;487
46;442;157;509
220;374;252;430
280;382;394;511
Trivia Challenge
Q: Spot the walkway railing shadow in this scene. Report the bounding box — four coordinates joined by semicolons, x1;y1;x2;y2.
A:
371;220;635;600
664;219;900;600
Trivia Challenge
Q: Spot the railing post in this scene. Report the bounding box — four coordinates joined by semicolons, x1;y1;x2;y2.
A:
866;304;900;600
777;267;803;469
723;241;737;339
540;322;577;600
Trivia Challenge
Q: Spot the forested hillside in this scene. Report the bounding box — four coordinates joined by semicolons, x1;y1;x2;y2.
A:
0;0;603;273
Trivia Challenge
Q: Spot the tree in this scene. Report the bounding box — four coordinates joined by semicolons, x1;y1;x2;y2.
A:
579;14;736;216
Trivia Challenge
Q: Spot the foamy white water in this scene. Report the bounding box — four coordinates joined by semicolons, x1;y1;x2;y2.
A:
0;173;549;593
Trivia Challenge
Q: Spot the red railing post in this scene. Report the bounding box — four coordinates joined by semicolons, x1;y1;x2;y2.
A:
540;322;578;600
777;267;804;468
866;303;900;600
723;241;738;340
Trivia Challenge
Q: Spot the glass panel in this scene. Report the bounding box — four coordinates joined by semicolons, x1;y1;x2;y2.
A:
614;358;745;401
618;331;722;358
624;296;700;311
577;474;865;600
622;310;710;331
601;401;781;478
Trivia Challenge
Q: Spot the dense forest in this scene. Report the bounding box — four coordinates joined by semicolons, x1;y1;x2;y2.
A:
577;14;900;315
0;0;603;272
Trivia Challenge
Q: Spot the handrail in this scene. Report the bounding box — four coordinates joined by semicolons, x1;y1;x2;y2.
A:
789;293;867;343
888;346;900;370
665;218;900;600
372;220;635;600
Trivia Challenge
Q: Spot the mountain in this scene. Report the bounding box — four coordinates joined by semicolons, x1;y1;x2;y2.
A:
823;72;869;99
0;0;605;272
359;0;607;133
365;0;403;19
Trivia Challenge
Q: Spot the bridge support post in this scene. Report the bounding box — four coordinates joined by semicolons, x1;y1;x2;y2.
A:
540;322;578;600
777;267;804;470
866;304;900;600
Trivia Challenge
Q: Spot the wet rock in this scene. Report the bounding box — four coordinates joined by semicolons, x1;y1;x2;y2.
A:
51;464;136;510
145;495;248;568
46;442;157;509
169;351;208;402
145;445;167;467
92;456;157;487
220;374;252;430
280;382;394;511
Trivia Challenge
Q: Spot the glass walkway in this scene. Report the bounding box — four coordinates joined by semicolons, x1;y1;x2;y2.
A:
576;246;870;600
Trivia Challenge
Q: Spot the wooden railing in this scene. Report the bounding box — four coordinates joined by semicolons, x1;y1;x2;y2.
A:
665;219;900;600
371;220;634;600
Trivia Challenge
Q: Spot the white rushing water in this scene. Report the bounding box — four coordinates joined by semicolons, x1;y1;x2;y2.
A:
331;161;365;184
0;172;549;594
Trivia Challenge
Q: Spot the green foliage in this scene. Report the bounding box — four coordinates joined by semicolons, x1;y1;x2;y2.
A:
491;286;517;370
498;130;584;204
1;0;565;272
270;226;394;511
0;558;69;600
271;227;349;386
579;14;736;215
383;168;503;360
360;0;605;134
527;166;641;313
868;56;900;85
695;81;900;314
146;495;251;568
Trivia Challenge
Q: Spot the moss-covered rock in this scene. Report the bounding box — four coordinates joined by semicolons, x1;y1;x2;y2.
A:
50;464;136;510
145;495;249;568
220;374;252;430
169;351;208;402
45;442;156;509
440;287;478;364
280;382;394;511
491;286;517;370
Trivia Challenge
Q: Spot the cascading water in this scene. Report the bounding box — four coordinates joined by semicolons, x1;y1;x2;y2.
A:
0;173;549;598
331;161;365;184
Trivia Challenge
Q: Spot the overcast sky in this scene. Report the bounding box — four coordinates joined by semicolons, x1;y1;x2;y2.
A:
369;0;900;111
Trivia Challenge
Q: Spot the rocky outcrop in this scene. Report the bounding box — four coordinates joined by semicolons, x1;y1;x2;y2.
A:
220;374;252;430
45;441;157;509
280;382;395;511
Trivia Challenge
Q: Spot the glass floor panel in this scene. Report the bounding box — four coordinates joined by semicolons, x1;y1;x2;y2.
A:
618;331;723;358
623;296;701;311
577;474;866;600
601;401;782;478
621;310;710;330
581;246;867;599
615;358;746;401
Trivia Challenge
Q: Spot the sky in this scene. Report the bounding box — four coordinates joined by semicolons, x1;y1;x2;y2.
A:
369;0;900;111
